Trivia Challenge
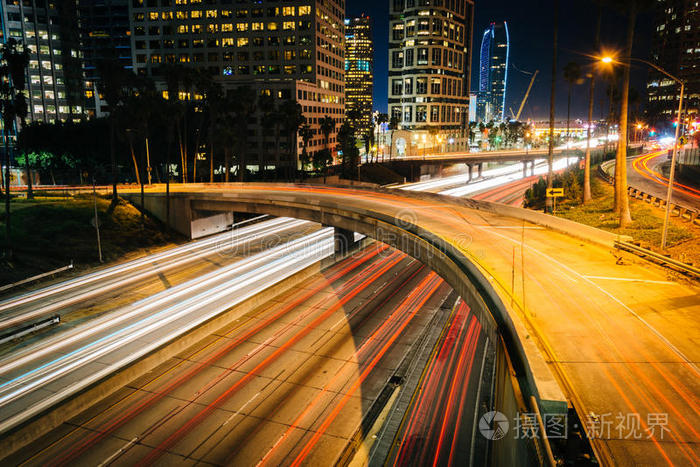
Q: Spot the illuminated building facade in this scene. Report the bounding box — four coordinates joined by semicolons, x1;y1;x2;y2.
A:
78;0;132;117
647;0;699;124
477;21;509;122
128;0;345;169
388;0;475;151
0;0;83;123
345;15;373;138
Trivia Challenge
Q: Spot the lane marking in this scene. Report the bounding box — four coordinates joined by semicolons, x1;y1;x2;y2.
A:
98;436;139;467
583;275;679;285
477;225;700;377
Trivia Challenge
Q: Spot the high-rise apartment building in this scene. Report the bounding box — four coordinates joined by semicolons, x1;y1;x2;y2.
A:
128;0;346;171
476;21;509;122
344;15;373;138
647;0;699;124
78;0;132;117
0;0;83;123
388;0;474;151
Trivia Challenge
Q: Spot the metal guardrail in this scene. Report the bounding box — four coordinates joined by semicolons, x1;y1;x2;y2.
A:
0;315;60;346
599;158;700;226
615;241;700;279
0;263;74;294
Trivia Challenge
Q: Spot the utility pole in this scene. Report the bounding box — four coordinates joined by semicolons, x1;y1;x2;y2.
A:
93;177;103;263
661;81;684;249
546;0;559;213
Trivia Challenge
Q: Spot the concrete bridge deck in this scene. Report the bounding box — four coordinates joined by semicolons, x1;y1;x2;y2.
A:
130;183;700;465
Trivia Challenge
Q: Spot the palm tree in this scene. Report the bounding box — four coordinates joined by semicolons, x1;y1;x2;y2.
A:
388;114;400;159
468;122;477;146
320;115;336;156
563;61;582;144
299;123;313;176
608;0;654;226
376;113;388;161
97;57;133;204
216;94;238;183
258;93;277;178
280;99;305;180
230;86;257;182
546;0;560;214
4;41;30;199
584;2;603;203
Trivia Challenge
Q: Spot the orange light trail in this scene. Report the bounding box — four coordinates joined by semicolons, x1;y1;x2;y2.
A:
53;244;392;465
632;151;700;200
136;250;408;465
289;273;445;466
256;270;442;466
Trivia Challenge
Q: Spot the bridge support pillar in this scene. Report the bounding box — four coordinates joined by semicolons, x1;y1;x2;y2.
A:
334;227;357;256
477;163;482;178
523;161;528;178
467;164;473;181
531;160;535;176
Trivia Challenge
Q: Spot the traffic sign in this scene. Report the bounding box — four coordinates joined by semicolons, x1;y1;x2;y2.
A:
679;136;688;145
546;188;564;197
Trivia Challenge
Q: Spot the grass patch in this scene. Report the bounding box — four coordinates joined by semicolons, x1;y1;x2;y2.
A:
0;195;181;285
555;176;693;247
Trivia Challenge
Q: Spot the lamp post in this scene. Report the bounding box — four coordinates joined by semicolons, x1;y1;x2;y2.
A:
601;55;685;248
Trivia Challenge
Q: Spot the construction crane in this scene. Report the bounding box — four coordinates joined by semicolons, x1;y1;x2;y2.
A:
510;69;539;121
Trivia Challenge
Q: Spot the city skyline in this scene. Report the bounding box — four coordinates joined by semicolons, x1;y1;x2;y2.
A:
349;0;655;120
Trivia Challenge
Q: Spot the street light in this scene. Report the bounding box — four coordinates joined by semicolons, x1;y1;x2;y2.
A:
600;55;685;249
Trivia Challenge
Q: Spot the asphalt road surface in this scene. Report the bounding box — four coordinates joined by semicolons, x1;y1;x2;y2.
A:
8;244;463;466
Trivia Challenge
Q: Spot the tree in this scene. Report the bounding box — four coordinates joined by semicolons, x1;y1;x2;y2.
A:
546;0;560;214
230;86;257;182
216;94;239;183
299;123;313;175
584;2;603;203
336;122;359;180
280;99;305;180
5;42;30;199
320;116;336;153
388;114;400;159
0;38;29;257
258;93;277;178
608;0;654;226
468;122;477;145
97;57;133;204
376;113;388;161
563;61;582;144
313;149;333;183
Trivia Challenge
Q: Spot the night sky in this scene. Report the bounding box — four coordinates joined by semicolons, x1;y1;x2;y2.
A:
348;1;653;120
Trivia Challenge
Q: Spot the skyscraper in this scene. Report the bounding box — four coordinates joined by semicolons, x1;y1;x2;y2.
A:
0;0;83;123
477;21;509;122
345;15;373;138
128;0;346;171
388;0;475;151
78;0;132;117
646;0;699;125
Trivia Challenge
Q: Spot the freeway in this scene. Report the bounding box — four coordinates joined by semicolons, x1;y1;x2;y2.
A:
126;183;699;465
384;298;488;466
629;150;700;209
0;216;319;343
0;227;336;436
2;158;699;465
7;244;466;466
0;159;547;465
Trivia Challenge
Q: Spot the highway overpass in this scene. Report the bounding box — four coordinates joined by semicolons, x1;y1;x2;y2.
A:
119;183;700;466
